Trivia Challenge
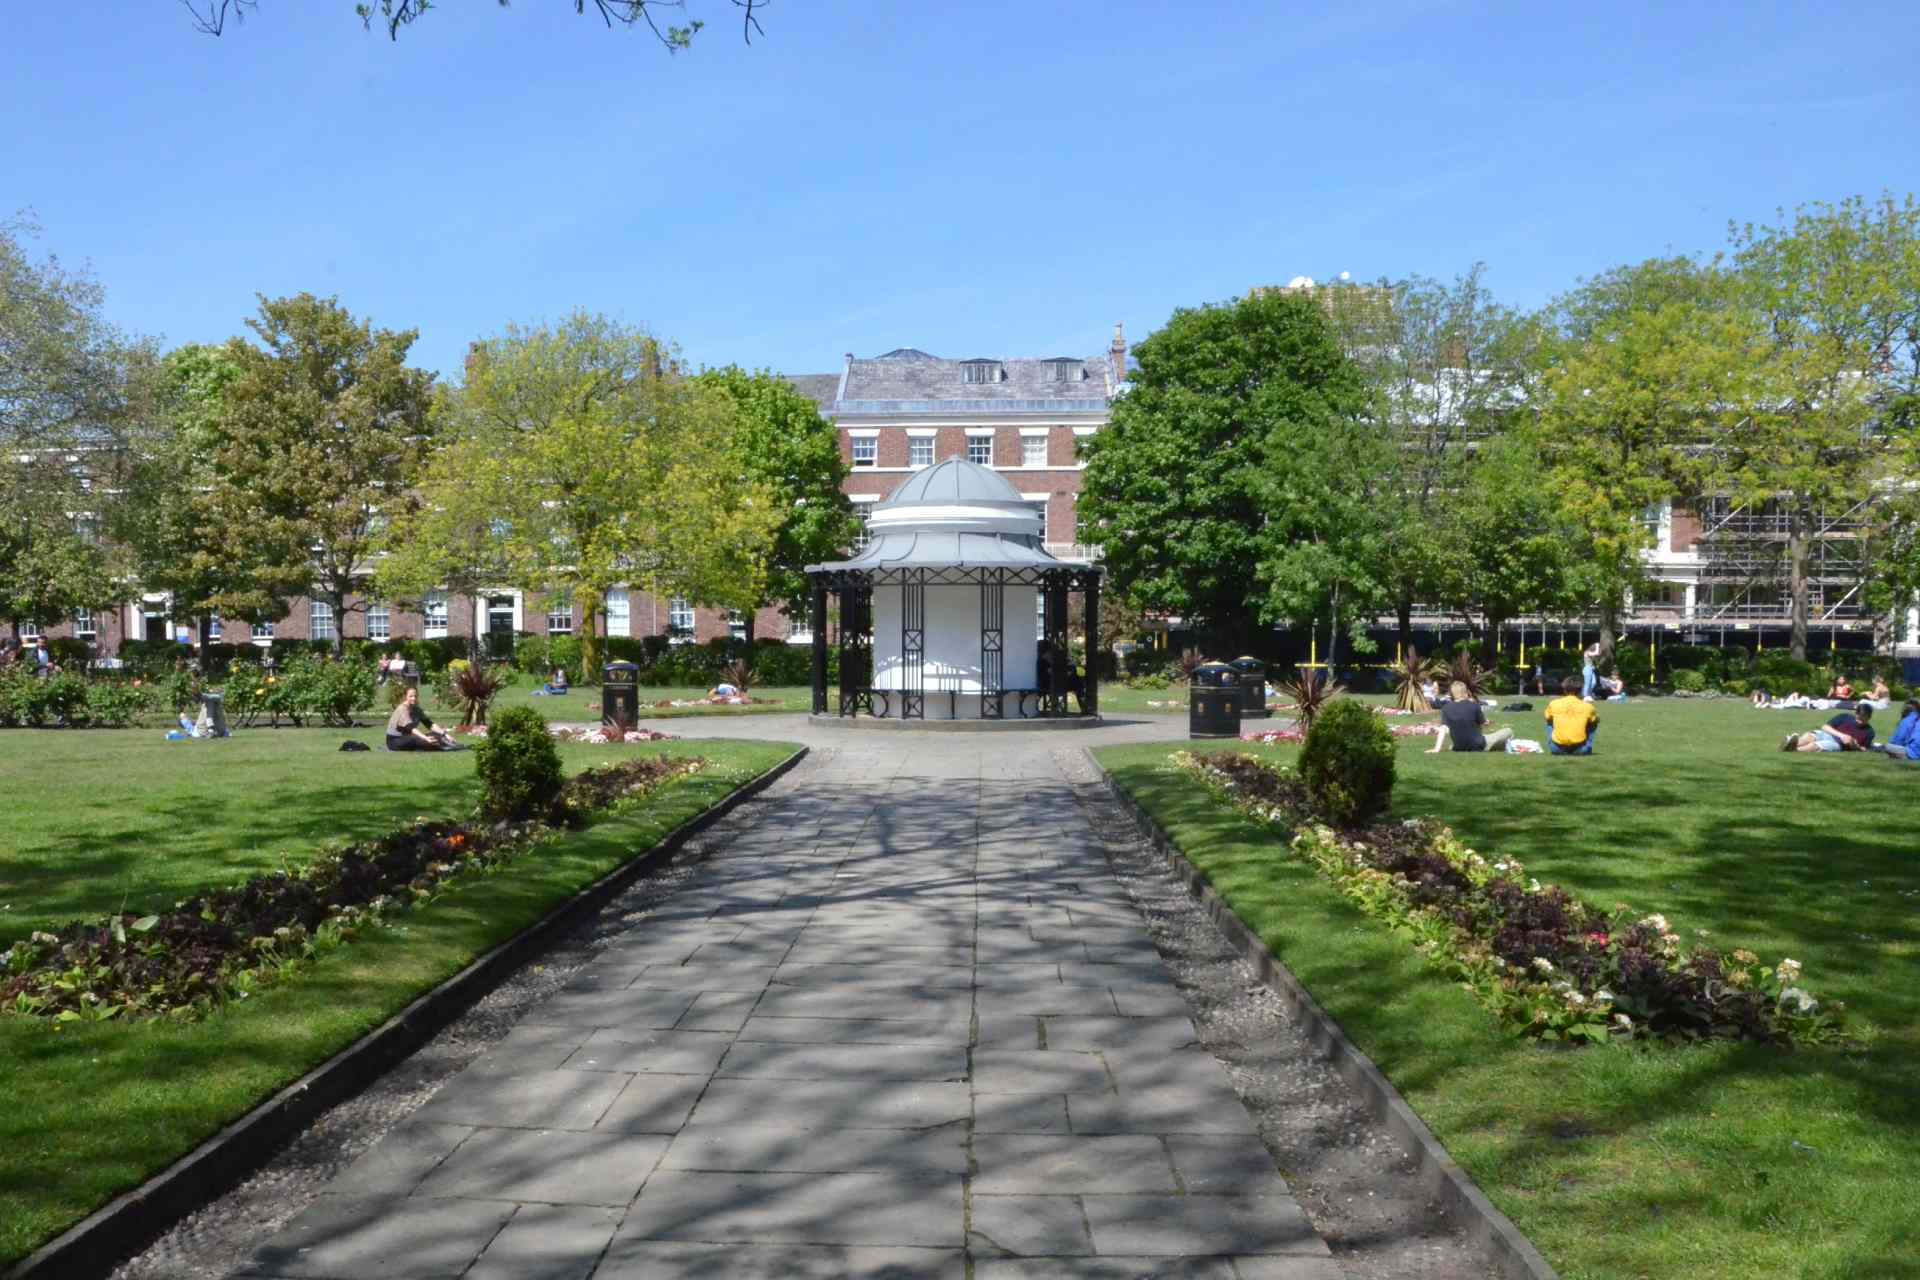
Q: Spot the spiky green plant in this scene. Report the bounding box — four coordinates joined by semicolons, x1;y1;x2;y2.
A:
1390;652;1436;711
1277;668;1346;731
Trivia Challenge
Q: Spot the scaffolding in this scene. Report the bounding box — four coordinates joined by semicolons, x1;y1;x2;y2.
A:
1692;495;1872;626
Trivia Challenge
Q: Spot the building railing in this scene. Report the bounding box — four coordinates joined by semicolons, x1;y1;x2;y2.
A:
1045;541;1102;563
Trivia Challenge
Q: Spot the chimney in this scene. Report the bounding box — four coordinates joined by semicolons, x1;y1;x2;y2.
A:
1108;323;1127;385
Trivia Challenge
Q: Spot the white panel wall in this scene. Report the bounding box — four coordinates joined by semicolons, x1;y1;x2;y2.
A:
869;583;1042;717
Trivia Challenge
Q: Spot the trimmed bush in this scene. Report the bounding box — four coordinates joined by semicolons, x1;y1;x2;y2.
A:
1671;668;1708;693
1752;653;1821;694
513;634;551;676
473;705;565;821
1297;697;1396;828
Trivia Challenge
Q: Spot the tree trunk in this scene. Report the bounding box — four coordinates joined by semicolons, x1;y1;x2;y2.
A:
1788;502;1812;662
198;613;213;648
744;607;757;650
578;586;602;683
1395;595;1413;659
330;587;347;658
1597;598;1619;668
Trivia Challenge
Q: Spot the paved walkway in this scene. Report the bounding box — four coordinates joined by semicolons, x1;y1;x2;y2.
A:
233;717;1341;1279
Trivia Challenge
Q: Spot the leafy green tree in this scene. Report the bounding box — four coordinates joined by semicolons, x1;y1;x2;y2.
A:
0;217;150;636
1078;289;1368;655
382;315;779;678
111;343;249;645
1434;433;1580;659
1322;267;1542;652
196;294;436;653
1254;408;1393;671
693;366;858;645
1716;193;1920;660
1535;258;1741;660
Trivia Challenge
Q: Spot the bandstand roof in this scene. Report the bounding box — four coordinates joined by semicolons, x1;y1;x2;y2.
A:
807;458;1099;578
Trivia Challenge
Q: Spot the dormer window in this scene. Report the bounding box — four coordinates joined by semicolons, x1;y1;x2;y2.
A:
961;361;1001;385
1047;360;1082;382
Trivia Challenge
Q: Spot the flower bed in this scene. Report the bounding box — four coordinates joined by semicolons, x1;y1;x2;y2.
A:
549;725;679;744
1241;722;1439;746
1174;751;1842;1047
1;754;703;1024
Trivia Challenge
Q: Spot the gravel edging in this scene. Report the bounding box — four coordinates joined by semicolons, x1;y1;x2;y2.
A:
7;745;807;1280
1082;747;1559;1280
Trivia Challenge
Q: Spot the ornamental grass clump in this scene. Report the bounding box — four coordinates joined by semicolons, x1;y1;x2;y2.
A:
1389;651;1435;712
1296;697;1395;827
473;704;565;821
1174;750;1844;1047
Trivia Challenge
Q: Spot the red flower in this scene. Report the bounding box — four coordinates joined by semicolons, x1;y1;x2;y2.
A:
1588;931;1610;945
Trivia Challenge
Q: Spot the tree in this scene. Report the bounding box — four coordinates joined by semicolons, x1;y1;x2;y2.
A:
1321;268;1541;653
0;217;150;637
196;294;435;653
692;366;859;646
1253;407;1393;671
1077;289;1368;655
111;343;250;645
182;0;762;47
1535;257;1740;661
382;314;779;679
1716;193;1920;660
1434;433;1579;659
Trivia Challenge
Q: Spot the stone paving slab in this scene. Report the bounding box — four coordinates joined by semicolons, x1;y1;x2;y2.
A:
227;732;1338;1279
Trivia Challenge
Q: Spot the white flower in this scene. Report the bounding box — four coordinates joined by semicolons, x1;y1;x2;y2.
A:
1613;1013;1633;1028
1567;992;1587;1006
1643;913;1670;933
1779;987;1818;1013
1531;957;1554;974
1594;989;1615;1003
1777;958;1803;982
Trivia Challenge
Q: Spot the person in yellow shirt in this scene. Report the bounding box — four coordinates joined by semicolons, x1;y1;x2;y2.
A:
1544;676;1599;755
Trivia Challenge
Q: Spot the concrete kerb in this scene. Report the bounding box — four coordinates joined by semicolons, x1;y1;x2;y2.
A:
1086;747;1561;1280
5;745;809;1280
806;712;1105;732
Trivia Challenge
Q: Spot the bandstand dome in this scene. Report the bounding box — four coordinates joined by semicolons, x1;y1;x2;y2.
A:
805;458;1101;721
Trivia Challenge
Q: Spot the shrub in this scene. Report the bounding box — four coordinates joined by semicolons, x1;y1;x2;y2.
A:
46;636;94;668
450;662;507;726
473;705;565;821
1;668;55;726
513;634;551;676
1297;697;1396;828
1123;671;1172;691
84;679;152;727
1671;668;1708;693
746;640;812;687
1751;653;1821;694
1722;677;1750;696
42;673;94;726
548;635;583;679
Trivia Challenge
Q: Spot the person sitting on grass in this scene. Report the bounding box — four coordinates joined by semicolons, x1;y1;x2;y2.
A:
1874;698;1919;761
1782;702;1874;753
1545;676;1599;755
1426;680;1515;755
386;687;455;751
1866;675;1891;709
543;666;570;695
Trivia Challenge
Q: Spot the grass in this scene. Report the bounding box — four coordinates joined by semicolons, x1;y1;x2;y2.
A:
480;673;813;724
0;729;797;1267
1097;695;1919;1280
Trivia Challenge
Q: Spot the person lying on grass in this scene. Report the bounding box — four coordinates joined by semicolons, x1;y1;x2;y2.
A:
1426;680;1515;754
1545;676;1599;755
1782;702;1874;753
386;687;457;751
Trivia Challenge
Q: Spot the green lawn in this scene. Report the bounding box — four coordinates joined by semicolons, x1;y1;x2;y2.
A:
484;674;814;724
1098;695;1918;1280
0;728;797;1266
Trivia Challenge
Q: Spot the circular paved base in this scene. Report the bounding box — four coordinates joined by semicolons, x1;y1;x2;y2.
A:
807;713;1106;732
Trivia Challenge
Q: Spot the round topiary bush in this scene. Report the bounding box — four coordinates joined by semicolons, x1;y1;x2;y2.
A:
473;704;565;821
1671;668;1708;693
1297;697;1396;829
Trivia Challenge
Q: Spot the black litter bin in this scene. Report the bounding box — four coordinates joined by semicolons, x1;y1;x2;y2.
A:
1230;655;1269;719
1189;661;1242;739
603;661;638;726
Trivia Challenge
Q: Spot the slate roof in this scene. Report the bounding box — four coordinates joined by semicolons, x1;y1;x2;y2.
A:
783;373;841;413
813;528;1066;571
841;350;1106;403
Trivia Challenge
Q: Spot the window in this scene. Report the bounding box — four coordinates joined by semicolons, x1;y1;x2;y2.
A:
1051;362;1078;382
908;436;935;468
851;436;877;467
967;434;993;465
309;601;336;642
851;503;875;551
424;592;449;638
962;362;999;384
74;609;96;639
209;614;223;641
1022;435;1048;467
20;620;41;641
668;596;695;636
366;602;390;641
255;618;276;643
546;594;574;635
727;609;746;641
605;589;630;638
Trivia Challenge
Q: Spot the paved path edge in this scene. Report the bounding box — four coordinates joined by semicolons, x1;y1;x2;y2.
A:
5;745;810;1280
1089;748;1562;1280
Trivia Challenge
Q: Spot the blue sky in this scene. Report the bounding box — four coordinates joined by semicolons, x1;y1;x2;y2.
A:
6;1;1915;382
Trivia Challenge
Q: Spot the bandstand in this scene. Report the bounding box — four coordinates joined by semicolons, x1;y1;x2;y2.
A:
806;458;1101;722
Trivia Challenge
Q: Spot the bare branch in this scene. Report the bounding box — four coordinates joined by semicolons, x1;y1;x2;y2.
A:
180;0;258;36
733;0;764;44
